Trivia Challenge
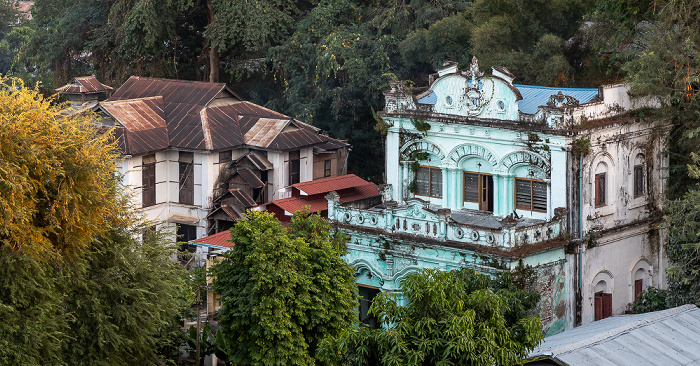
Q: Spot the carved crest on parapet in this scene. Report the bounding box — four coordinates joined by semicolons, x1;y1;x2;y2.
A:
547;91;580;108
468;56;484;79
388;80;407;94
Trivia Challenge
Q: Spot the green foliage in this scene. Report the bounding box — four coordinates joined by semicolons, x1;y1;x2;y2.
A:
410;116;431;135
665;154;700;307
319;268;543;366
632;287;668;314
213;210;356;366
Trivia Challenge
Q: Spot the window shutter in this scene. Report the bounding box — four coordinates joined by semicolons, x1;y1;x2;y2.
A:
515;179;532;209
463;173;479;202
532;181;547;211
603;293;612;319
634;279;643;300
634;165;644;197
430;168;442;198
415;167;430;196
594;294;603;321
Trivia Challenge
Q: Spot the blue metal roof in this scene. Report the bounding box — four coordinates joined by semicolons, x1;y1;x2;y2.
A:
515;84;598;114
417;92;437;105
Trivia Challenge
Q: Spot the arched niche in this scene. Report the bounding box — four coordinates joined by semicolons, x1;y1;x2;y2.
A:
499;150;551;179
351;259;385;288
446;143;498;169
401;140;446;164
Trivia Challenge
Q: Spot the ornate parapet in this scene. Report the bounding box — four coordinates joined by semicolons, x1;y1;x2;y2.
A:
328;197;567;250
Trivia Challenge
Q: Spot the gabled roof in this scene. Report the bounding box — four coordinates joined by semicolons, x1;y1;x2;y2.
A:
56;76;113;95
236;152;273;171
236;169;265;189
515;84;599;114
266;175;379;216
528;305;700;366
190;230;234;249
102;77;346;155
292;174;371;196
101;96;168;155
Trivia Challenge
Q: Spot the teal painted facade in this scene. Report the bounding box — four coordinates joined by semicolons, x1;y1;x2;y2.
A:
329;57;666;334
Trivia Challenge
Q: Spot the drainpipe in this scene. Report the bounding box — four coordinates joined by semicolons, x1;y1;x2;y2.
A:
576;155;584;326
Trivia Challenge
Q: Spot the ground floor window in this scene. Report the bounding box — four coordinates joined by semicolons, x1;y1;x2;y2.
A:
415;166;442;198
515;178;547;212
358;285;381;329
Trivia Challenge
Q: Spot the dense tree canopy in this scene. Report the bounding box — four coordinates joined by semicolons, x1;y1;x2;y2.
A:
319;268;543;366
0;80;187;365
213;210;357;366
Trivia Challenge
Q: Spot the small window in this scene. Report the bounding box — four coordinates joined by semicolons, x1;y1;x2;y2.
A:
415;166;442;198
219;150;232;163
179;152;194;205
288;150;301;185
142;154;156;207
445;95;453;106
595;172;606;207
324;160;332;177
497;100;505;111
634;164;645;198
176;224;197;253
515;178;547;212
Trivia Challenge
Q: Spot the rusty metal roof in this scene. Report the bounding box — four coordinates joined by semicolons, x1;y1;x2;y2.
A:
228;188;257;207
103;76;347;155
293;174;374;195
101;97;168;155
236;152;274;171
190;230;234;248
56;76;113;95
236;169;265;189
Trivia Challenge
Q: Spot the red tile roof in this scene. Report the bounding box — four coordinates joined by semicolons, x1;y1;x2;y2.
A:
267;177;379;216
292;174;371;195
191;230;234;248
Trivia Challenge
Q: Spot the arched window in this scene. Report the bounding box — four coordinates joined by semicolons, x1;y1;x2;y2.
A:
633;153;645;198
594;161;608;207
594;280;612;321
634;268;646;301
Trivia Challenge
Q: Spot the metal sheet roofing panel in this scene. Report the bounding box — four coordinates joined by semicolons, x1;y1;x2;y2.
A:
268;128;327;150
203;105;245;149
244;118;290;148
529;305;700;366
101;97;169;155
515;84;599;114
56;76;112;94
270;197;329;215
237;152;273;171
418;91;437;105
229;188;257;207
236;169;265;189
190;230;234;248
292;174;373;195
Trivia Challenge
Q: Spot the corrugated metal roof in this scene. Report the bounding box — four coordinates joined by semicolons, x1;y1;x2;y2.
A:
56;76;113;94
515;84;599;114
237;152;274;171
236;169;265;189
418;92;437;105
100;97;169;155
529;305;700;366
267;182;379;215
244;118;291;148
103;77;347;155
190;230;234;248
229;189;257;207
293;174;373;195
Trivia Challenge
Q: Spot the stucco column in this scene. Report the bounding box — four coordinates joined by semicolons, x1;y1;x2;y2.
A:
492;173;503;216
401;161;411;202
503;174;515;215
453;169;463;210
441;167;449;208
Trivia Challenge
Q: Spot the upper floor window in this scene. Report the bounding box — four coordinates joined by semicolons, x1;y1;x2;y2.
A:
289;150;300;185
595;172;606;207
324;160;332;177
142;154;156;207
416;166;442;198
219;150;232;163
515;178;547;212
634;154;645;198
179;152;194;205
464;172;492;212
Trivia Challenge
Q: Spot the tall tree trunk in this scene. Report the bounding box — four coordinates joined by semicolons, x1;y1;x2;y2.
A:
207;0;219;82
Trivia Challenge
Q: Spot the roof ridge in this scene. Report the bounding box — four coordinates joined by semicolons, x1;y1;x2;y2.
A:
514;84;598;91
101;95;163;105
130;75;227;87
549;304;697;356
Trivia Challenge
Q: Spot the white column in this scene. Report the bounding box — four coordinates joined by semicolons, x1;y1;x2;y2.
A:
441;167;449;208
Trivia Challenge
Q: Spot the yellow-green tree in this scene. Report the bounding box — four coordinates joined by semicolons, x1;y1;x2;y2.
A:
0;78;127;259
0;79;186;365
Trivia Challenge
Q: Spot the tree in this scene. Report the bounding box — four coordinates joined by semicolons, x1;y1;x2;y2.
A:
319;268;543;366
213;210;357;366
0;79;187;364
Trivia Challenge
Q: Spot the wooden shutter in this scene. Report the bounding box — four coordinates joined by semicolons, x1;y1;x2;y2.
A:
595;173;606;207
602;293;612;319
463;172;479;202
594;293;603;321
415;167;430;196
430;168;442;198
142;159;156;207
635;279;643;300
634;165;644;197
515;179;532;210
